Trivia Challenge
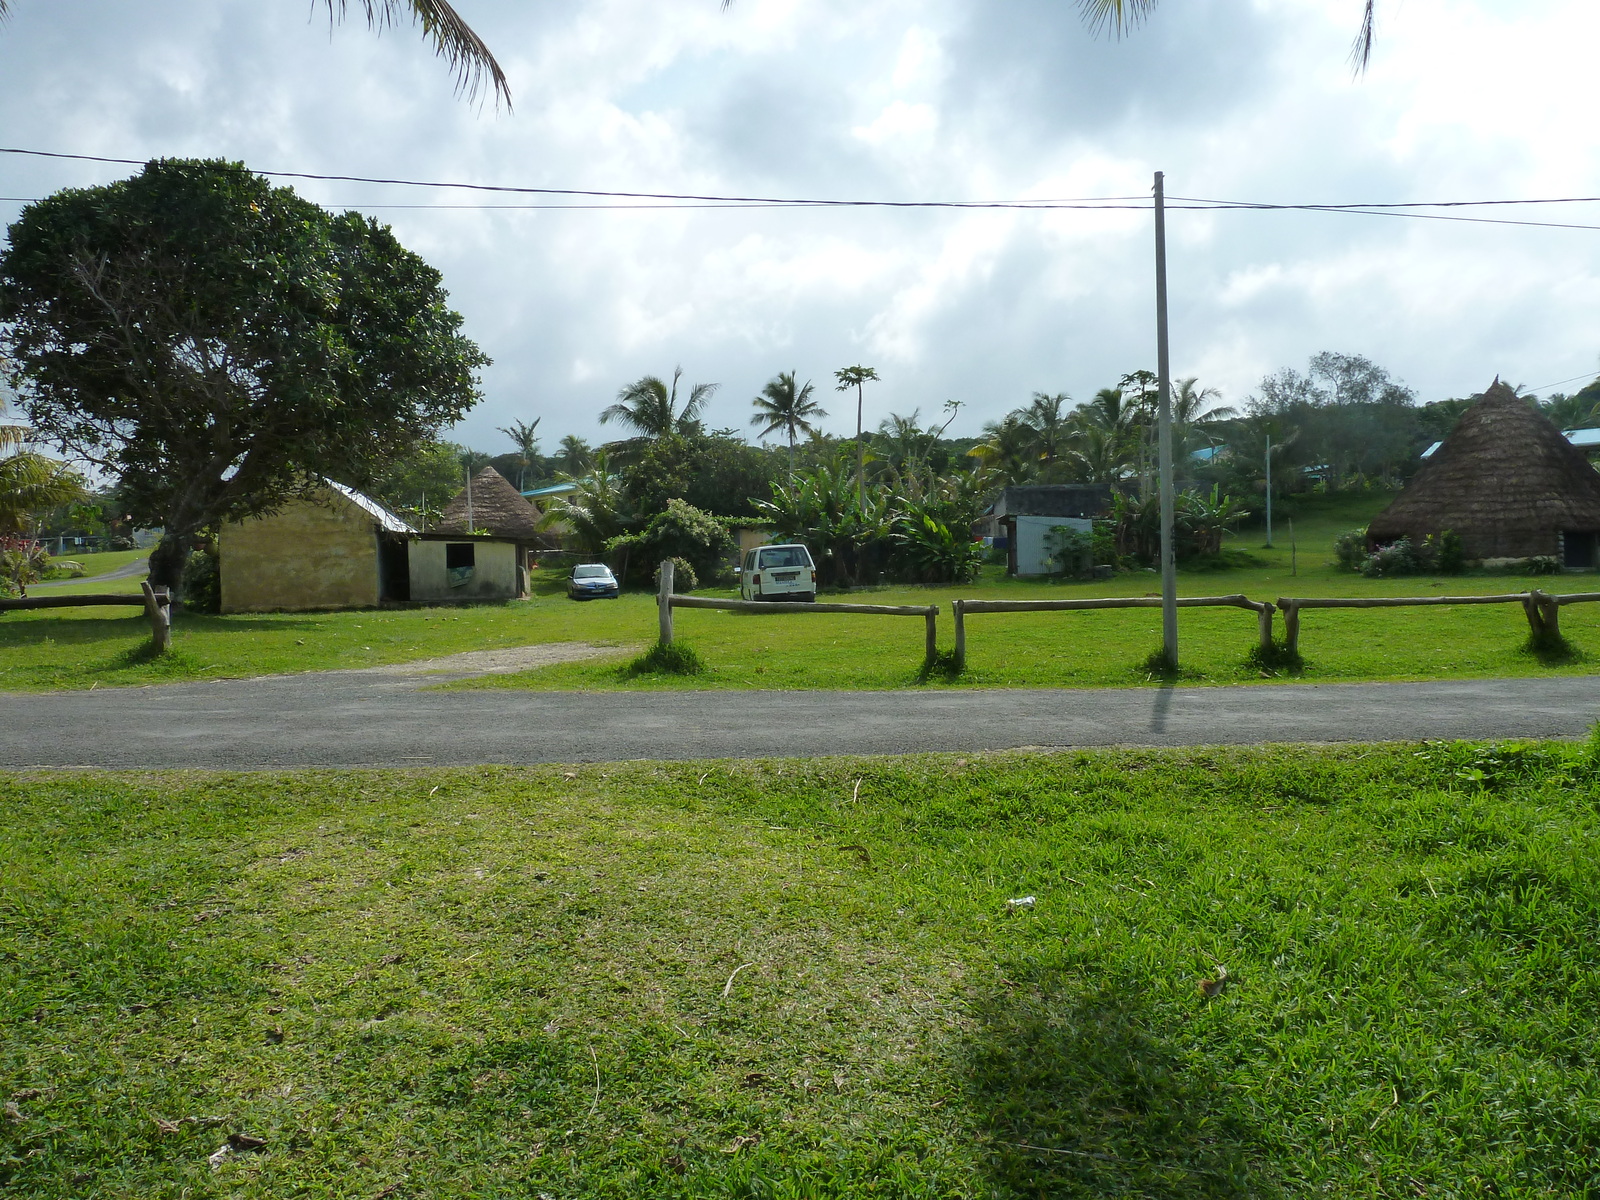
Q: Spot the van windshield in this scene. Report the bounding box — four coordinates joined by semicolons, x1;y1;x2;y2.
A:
758;547;809;569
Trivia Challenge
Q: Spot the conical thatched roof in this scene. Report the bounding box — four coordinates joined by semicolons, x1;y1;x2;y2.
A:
434;467;545;542
1368;379;1600;559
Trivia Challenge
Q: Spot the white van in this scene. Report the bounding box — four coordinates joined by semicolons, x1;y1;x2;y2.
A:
739;543;818;603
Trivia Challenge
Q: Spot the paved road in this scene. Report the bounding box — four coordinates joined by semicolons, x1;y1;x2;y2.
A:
29;557;148;589
3;672;1597;769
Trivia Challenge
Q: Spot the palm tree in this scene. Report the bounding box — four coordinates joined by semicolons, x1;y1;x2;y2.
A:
556;434;593;476
1019;392;1073;468
497;417;541;490
0;411;84;534
602;367;719;440
750;371;827;476
834;365;880;512
537;448;631;556
969;414;1039;486
1171;377;1237;461
0;1;511;104
1079;0;1377;70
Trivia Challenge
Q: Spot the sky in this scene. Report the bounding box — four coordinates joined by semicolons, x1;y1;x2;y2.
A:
2;0;1598;458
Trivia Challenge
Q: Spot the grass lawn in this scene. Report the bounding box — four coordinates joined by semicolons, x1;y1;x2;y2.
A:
37;549;149;584
3;742;1598;1196
6;490;1600;692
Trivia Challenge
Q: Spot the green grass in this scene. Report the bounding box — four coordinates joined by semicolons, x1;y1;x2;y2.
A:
37;549;148;583
4;742;1599;1196
7;490;1600;692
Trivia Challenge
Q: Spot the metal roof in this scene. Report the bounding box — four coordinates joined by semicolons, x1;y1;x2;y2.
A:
326;481;415;534
1420;427;1600;459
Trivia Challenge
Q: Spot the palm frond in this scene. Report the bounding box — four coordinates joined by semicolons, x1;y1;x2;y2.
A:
1349;0;1375;73
322;0;510;107
1076;0;1160;39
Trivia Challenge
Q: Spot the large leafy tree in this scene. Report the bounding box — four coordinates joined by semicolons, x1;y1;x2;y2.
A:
0;0;510;105
0;158;488;589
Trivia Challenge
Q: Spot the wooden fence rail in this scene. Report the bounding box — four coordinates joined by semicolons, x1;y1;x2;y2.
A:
656;560;939;667
1275;590;1562;655
0;582;172;652
951;594;1274;670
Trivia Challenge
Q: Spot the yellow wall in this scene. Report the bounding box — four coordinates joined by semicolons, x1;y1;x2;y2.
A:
220;492;380;613
408;538;521;603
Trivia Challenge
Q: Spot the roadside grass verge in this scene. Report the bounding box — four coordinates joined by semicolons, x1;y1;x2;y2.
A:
3;742;1600;1197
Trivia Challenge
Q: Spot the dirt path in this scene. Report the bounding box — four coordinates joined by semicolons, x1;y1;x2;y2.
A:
348;642;630;679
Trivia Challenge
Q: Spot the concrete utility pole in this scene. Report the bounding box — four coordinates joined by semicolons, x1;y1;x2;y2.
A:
1154;171;1177;668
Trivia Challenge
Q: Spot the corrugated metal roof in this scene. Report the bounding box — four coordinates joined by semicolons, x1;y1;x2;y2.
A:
1421;427;1600;459
326;481;415;533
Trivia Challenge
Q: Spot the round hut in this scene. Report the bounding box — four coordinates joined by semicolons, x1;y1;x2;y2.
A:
434;466;550;546
1367;379;1600;567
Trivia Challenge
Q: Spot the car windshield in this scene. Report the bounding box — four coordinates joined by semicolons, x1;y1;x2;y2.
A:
573;565;611;579
758;547;809;569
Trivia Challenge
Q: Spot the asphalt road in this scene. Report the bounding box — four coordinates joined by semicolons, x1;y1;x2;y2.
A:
29;557;149;589
3;672;1598;769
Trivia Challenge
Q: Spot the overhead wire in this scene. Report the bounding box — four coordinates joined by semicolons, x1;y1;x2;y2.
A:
2;145;1600;227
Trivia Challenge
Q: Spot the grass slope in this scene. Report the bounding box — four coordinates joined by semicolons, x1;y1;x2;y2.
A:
3;743;1599;1196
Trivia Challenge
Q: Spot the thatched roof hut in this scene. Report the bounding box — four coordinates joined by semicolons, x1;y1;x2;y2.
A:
434;467;549;545
1368;379;1600;565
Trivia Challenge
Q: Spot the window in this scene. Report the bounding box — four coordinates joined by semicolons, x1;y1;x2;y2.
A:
445;543;475;569
758;546;810;569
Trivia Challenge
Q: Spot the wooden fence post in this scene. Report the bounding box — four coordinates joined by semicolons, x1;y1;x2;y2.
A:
1529;588;1560;639
924;607;938;669
1520;591;1545;637
1281;601;1300;657
1257;602;1275;655
141;582;172;654
657;559;674;646
952;599;966;671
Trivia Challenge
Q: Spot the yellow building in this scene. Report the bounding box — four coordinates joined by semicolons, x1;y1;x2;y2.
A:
219;483;528;613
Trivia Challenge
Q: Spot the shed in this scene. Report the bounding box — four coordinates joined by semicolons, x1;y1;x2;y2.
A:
982;485;1113;576
219;483;414;613
1368;380;1600;567
407;532;527;603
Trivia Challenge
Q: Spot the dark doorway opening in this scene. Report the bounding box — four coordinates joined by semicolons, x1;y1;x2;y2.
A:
1563;531;1598;569
378;535;410;601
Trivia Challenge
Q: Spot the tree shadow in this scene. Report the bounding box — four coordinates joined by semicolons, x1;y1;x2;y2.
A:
961;977;1281;1198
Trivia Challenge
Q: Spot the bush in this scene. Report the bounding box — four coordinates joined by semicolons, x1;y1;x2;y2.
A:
1361;538;1422;578
1433;529;1466;574
625;641;705;676
1332;529;1368;572
606;498;733;588
181;548;221;613
653;556;698;593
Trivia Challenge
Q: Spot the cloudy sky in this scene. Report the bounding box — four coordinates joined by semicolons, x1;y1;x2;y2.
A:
2;0;1597;456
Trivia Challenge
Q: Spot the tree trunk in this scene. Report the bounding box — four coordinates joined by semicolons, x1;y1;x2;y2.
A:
146;530;192;593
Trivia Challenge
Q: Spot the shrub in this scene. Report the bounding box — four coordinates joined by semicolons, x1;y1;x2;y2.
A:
1433;529;1466;574
888;511;982;584
1332;529;1368;572
625;640;705;676
181;548;221;613
607;498;733;588
1361;538;1422;578
0;536;49;597
653;556;698;593
1048;526;1094;577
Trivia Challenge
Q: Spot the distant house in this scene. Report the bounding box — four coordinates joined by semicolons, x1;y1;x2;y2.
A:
1368;380;1600;568
979;485;1112;576
430;466;556;593
219;483;414;613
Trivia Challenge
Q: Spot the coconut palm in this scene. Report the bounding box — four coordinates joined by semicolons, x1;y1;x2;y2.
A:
750;371;827;474
497;417;542;490
556;434;593;475
0;412;84;534
969;414;1039;486
602;368;719;440
0;1;510;104
1080;0;1377;70
537;448;632;556
1018;391;1073;468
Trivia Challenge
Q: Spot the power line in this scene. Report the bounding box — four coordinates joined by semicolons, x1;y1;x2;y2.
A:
2;145;1599;227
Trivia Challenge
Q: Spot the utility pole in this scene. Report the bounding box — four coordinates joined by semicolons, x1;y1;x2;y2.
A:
1264;435;1274;548
1154;171;1177;669
465;465;474;532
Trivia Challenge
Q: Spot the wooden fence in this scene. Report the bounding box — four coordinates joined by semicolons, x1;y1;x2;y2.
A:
950;594;1274;670
0;582;172;652
656;560;939;668
1275;589;1568;655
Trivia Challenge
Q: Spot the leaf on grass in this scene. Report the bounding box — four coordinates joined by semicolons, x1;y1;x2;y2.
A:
11;1088;47;1102
153;1117;180;1135
207;1144;232;1168
1198;964;1231;998
3;1101;24;1123
838;844;872;867
228;1133;267;1150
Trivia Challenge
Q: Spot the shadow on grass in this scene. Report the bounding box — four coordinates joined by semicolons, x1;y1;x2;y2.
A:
916;649;964;683
1244;641;1305;676
1520;632;1585;667
964;979;1279;1198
